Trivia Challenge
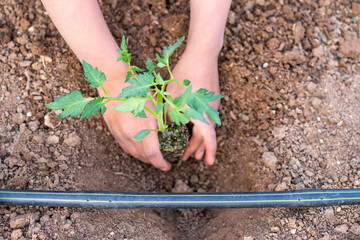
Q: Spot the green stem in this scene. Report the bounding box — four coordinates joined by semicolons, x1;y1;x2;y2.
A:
156;89;176;109
144;106;158;118
166;60;173;80
100;85;108;96
128;63;138;81
156;109;167;132
103;96;126;101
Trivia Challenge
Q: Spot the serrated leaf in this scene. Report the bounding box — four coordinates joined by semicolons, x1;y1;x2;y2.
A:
114;97;147;117
162;36;185;60
81;97;106;118
155;73;163;84
133;129;151;141
182;108;209;124
146;58;155;72
183;79;190;86
156;54;167;68
121;36;127;51
118;72;155;98
188;89;223;125
136;110;147;118
173;85;192;108
125;70;132;83
82;60;106;88
169;108;190;126
45;90;92;118
156;103;164;114
117;36;132;63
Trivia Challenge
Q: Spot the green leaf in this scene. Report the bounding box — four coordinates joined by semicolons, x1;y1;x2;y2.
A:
169;108;190;126
146;58;155;72
133;129;151;141
156;54;167;68
182;108;209;124
81;97;106;118
136;110;147;118
45;90;92;118
155;73;164;84
155;103;164;114
162;36;185;60
173;85;192;108
188;89;223;125
118;72;155;98
121;36;127;51
125;70;132;83
183;79;190;86
114;97;147;117
117;36;132;63
82;60;106;88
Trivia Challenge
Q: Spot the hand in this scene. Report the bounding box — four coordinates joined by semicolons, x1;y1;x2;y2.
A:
167;49;221;165
98;71;171;171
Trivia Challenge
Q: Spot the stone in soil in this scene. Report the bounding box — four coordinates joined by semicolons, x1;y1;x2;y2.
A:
262;152;278;170
339;31;360;59
334;224;349;234
10;229;22;240
64;133;81;147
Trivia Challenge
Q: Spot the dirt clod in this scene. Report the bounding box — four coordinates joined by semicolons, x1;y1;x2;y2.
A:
339;31;360;59
262;152;278;170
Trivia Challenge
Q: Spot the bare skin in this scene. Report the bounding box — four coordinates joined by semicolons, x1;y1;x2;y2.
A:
41;0;231;171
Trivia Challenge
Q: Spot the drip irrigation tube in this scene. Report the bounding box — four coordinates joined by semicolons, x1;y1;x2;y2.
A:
1;189;360;209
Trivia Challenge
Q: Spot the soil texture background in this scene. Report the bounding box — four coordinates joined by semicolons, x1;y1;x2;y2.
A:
0;0;360;239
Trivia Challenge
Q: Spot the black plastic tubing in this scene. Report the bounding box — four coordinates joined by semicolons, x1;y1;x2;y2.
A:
1;189;360;209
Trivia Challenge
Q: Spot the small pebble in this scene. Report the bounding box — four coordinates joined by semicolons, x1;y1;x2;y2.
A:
263;62;269;68
46;135;59;145
290;229;297;234
334;224;349;233
229;111;237;120
10;229;22;240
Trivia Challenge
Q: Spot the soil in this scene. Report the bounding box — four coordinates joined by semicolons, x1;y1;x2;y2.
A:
0;0;359;239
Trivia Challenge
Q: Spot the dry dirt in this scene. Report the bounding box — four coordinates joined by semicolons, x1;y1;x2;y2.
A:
1;0;360;239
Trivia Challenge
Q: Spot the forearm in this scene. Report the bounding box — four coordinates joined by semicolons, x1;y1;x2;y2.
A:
41;0;127;78
187;0;232;57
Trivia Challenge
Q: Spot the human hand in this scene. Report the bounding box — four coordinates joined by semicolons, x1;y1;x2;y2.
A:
98;71;171;171
167;50;221;165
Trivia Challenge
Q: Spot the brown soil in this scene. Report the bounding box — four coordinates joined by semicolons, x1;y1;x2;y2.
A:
1;0;360;239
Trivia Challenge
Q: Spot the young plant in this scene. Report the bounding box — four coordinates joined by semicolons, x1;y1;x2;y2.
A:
46;37;223;141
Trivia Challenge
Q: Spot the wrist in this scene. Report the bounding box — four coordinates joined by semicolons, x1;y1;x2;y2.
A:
184;40;223;60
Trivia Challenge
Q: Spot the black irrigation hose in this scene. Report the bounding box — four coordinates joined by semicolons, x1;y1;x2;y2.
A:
1;189;360;209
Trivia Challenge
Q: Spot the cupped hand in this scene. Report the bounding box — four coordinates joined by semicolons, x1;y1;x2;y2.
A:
167;50;221;165
98;73;171;171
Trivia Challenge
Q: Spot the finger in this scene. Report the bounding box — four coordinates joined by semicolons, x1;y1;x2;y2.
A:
182;130;203;161
142;133;171;171
203;130;217;165
194;144;205;160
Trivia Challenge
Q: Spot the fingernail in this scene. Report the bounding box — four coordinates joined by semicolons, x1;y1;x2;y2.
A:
182;155;189;161
160;164;171;171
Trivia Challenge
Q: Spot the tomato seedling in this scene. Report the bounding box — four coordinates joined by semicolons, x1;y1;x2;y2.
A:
46;37;223;142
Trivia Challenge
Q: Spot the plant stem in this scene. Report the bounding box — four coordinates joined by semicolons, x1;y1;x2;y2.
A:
103;96;126;101
156;109;167;132
128;63;138;81
166;60;174;80
144;106;158;118
101;85;108;96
